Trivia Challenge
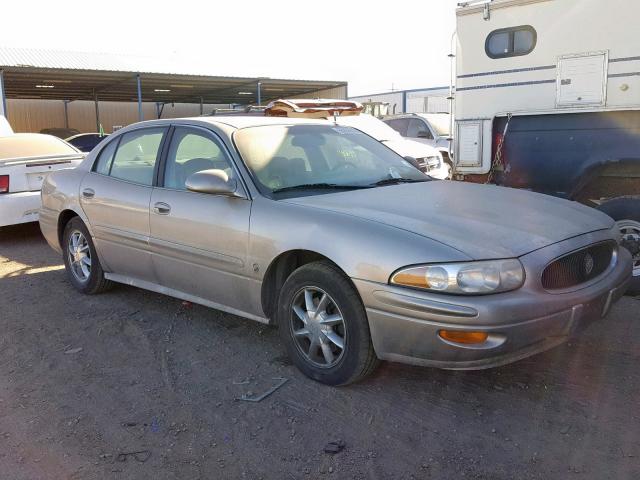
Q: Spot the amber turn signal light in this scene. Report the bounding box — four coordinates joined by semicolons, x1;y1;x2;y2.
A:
438;330;489;345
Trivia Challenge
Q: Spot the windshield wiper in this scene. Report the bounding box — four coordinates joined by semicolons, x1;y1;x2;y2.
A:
272;183;372;194
370;177;429;187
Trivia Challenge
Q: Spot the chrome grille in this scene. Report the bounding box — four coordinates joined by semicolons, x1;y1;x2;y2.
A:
541;241;615;290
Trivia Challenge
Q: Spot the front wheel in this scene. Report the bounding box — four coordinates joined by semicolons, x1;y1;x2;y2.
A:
277;261;379;385
440;152;453;180
597;197;640;295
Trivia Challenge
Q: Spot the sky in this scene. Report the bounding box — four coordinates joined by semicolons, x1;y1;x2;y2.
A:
1;0;459;97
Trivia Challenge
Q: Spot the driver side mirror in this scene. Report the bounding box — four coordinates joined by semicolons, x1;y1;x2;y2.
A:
185;169;242;197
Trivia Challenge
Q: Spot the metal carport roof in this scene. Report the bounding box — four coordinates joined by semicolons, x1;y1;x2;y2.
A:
0;47;347;117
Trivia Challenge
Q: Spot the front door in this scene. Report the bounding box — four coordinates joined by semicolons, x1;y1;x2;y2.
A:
149;126;255;314
80;127;167;282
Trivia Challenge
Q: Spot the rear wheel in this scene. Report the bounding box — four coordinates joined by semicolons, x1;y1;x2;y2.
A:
597;197;640;295
277;261;379;385
62;217;113;294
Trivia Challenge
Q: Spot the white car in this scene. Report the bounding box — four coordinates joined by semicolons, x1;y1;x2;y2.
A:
0;118;85;227
384;113;453;172
333;114;450;180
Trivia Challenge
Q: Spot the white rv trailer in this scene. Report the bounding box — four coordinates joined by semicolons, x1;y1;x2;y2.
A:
453;0;640;293
454;0;639;175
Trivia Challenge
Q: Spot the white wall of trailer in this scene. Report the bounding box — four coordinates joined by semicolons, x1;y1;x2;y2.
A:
454;0;640;172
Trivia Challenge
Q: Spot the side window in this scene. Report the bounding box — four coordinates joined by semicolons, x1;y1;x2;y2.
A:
109;128;165;186
163;127;234;191
407;119;433;139
93;138;118;175
386;118;409;136
486;25;536;59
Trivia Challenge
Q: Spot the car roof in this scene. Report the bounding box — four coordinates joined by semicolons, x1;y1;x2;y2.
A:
198;115;334;129
0;133;80;160
129;115;336;131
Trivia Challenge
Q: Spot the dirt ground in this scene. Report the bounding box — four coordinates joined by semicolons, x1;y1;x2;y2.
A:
0;223;639;480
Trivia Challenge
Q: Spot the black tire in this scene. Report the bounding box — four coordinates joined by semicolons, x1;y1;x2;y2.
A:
277;261;379;385
441;152;453;180
62;217;113;294
596;197;640;295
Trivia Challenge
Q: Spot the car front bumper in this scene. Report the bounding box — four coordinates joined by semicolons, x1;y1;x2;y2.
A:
424;163;450;180
0;191;41;227
356;231;633;370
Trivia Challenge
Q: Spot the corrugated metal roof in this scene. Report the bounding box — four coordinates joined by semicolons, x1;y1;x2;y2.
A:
0;46;340;83
0;47;347;105
0;47;186;75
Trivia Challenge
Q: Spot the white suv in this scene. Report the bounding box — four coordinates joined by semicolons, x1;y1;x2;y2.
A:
384;113;452;177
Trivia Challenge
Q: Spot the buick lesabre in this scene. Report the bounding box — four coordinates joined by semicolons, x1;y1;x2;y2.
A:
39;116;632;385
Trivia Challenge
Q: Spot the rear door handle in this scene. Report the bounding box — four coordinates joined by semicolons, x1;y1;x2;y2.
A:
153;202;171;215
82;188;95;198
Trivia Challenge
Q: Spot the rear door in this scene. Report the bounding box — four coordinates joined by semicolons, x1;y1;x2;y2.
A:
149;125;254;313
79;127;167;282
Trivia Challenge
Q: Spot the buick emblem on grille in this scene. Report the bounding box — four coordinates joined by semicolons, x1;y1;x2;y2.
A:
583;253;595;276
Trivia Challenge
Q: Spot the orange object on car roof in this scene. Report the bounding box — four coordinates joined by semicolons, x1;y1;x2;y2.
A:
264;99;363;118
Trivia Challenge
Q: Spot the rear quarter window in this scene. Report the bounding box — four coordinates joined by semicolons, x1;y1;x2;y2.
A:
93;138;119;175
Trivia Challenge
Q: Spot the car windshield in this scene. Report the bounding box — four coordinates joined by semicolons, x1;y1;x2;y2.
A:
422;114;450;136
234;124;427;196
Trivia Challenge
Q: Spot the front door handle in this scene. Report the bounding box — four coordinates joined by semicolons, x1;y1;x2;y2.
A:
153;202;171;215
82;188;95;198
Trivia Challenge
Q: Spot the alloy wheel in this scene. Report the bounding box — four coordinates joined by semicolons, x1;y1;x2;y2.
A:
67;230;92;282
290;287;346;368
616;220;640;277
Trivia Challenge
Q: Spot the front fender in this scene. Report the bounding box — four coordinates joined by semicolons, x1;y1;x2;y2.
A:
248;197;471;286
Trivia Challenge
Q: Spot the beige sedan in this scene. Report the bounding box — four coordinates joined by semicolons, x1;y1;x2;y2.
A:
40;116;631;385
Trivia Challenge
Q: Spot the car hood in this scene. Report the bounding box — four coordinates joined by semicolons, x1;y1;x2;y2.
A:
282;181;614;259
382;138;439;159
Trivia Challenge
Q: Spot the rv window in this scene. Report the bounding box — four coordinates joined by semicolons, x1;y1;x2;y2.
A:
486;25;536;59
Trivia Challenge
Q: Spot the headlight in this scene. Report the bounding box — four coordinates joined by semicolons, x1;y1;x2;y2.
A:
390;259;525;294
426;154;441;168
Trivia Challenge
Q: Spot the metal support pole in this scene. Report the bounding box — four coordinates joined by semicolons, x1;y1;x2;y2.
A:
200;97;204;115
0;70;6;117
257;80;262;106
402;91;407;113
63;100;69;128
136;74;143;121
94;93;100;132
156;102;161;119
